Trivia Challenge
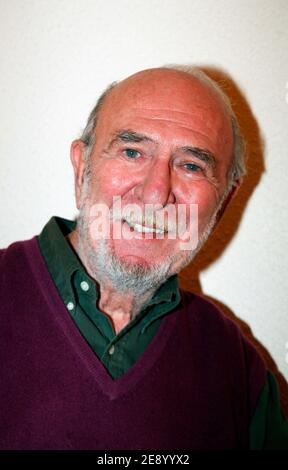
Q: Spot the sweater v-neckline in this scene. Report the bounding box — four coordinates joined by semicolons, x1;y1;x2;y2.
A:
28;237;180;400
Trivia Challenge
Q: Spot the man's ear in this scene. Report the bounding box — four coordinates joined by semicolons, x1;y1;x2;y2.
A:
70;139;87;209
215;178;243;224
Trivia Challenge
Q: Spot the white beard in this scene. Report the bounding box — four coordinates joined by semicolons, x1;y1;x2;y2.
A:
76;210;218;298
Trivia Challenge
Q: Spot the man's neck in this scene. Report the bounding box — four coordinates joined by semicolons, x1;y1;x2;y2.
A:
97;283;153;334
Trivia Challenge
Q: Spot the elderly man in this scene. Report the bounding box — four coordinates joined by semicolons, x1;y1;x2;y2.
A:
0;66;287;450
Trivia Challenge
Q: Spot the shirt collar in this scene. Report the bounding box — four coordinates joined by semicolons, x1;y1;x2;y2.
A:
38;216;81;305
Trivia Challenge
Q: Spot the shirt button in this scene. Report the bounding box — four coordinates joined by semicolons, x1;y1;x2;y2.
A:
67;301;75;311
80;281;90;292
108;345;115;355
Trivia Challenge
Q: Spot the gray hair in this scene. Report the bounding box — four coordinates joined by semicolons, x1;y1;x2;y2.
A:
80;81;118;162
79;66;246;190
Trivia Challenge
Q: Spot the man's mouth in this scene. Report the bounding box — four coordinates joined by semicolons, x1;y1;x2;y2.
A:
123;219;166;235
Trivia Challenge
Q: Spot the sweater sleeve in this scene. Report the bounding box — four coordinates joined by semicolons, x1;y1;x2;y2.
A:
249;371;288;449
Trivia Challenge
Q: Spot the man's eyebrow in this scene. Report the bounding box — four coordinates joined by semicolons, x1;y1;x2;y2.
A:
109;130;155;147
107;131;216;167
180;146;216;167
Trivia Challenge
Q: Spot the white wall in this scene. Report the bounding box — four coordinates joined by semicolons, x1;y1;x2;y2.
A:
0;0;287;383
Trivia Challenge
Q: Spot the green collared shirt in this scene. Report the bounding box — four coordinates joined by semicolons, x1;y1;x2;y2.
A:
38;216;181;380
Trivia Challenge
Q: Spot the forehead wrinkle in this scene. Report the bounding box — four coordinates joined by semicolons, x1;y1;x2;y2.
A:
123;118;220;148
128;103;231;137
129;112;224;135
132;105;214;114
131;107;215;124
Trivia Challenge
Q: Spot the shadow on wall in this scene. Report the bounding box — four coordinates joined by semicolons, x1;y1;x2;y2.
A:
179;66;288;418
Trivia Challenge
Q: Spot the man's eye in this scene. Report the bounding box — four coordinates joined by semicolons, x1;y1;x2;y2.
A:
184;162;203;173
124;149;140;159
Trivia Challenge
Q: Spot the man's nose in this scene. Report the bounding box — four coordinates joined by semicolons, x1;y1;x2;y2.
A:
134;159;176;206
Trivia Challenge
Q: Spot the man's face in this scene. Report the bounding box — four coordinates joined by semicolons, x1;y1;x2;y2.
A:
73;69;234;288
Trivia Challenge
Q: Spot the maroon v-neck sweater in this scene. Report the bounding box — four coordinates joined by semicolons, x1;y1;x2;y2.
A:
0;238;266;450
